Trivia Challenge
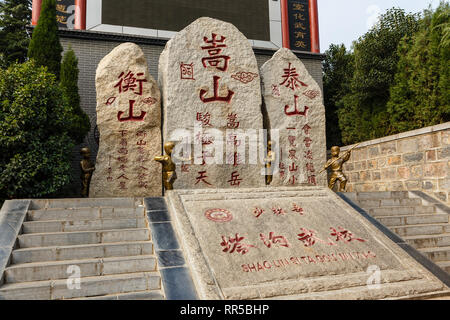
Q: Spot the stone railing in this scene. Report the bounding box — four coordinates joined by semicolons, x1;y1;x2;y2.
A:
334;122;449;204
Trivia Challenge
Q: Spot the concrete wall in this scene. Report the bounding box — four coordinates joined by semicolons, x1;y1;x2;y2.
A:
59;30;325;196
337;123;450;204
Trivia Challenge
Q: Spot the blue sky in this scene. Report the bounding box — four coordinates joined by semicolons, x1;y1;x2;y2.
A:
318;0;443;52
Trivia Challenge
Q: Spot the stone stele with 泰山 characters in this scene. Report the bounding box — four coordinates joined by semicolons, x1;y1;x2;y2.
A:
261;48;327;188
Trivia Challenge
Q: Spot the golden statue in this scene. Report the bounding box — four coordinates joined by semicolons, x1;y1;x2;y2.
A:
264;140;276;185
320;145;353;192
80;147;95;197
154;142;177;191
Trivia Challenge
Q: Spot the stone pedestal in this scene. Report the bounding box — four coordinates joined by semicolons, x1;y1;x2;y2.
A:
165;186;448;299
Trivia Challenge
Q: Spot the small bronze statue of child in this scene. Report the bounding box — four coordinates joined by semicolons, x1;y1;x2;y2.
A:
154;141;177;191
80;147;95;197
321;146;352;192
265;140;276;185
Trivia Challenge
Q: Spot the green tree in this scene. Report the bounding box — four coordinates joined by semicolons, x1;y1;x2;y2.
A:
0;0;31;64
387;2;450;132
27;0;62;79
0;61;74;200
338;8;420;145
60;47;90;144
322;43;354;148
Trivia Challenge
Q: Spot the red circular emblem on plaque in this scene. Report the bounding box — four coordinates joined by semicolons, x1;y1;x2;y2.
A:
205;209;233;222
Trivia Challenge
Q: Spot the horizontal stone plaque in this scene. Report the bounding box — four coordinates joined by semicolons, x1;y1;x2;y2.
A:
166;187;449;299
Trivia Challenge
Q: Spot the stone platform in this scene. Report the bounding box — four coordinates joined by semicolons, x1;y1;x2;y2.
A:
165;186;450;299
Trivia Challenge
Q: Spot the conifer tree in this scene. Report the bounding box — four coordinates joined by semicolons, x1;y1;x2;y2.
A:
0;0;31;64
27;0;62;78
60;47;90;144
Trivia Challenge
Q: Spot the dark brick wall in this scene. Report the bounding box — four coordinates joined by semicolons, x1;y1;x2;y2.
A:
60;32;324;196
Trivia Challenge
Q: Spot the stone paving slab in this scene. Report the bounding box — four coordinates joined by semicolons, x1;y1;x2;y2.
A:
166;186;449;299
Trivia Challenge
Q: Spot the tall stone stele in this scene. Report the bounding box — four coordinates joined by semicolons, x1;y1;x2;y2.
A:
260;48;327;187
159;17;266;189
90;42;162;197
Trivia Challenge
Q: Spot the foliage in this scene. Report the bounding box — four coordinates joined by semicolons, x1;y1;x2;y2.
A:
322;43;354;148
337;8;420;145
387;2;450;132
60;47;90;144
27;0;62;79
0;61;75;200
0;0;31;65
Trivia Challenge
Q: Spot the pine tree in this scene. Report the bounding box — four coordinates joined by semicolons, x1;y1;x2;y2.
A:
387;2;450;132
0;0;32;64
27;0;62;79
60;47;91;144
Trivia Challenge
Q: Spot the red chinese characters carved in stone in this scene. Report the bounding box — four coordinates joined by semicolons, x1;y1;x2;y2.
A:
114;71;147;95
302;124;311;135
308;175;317;185
228;171;243;186
180;62;195;80
260;232;290;248
195;171;212;186
304;137;312;148
272;207;286;216
118;100;147;122
201;33;230;72
292;204;304;215
280;63;308;90
253;207;265;218
297;228;335;247
226;113;240;129
196;112;212;127
285;95;309;117
330;227;366;243
200;76;234;103
220;234;256;255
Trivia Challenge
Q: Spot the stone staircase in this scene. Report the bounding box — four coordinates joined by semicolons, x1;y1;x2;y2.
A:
0;198;163;300
342;191;450;274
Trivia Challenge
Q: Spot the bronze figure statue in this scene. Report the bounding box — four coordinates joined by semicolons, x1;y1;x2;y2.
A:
80;147;95;197
264;140;276;185
155;141;177;191
320;145;355;192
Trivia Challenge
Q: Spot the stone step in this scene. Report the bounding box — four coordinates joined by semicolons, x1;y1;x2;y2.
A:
29;198;143;210
12;241;153;264
71;290;164;300
391;223;450;237
22;218;147;234
344;191;410;201
0;272;160;300
436;261;450;274
5;255;156;283
377;214;449;227
367;205;435;217
404;234;450;249
18;228;151;248
419;246;450;263
27;207;146;221
355;198;422;208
